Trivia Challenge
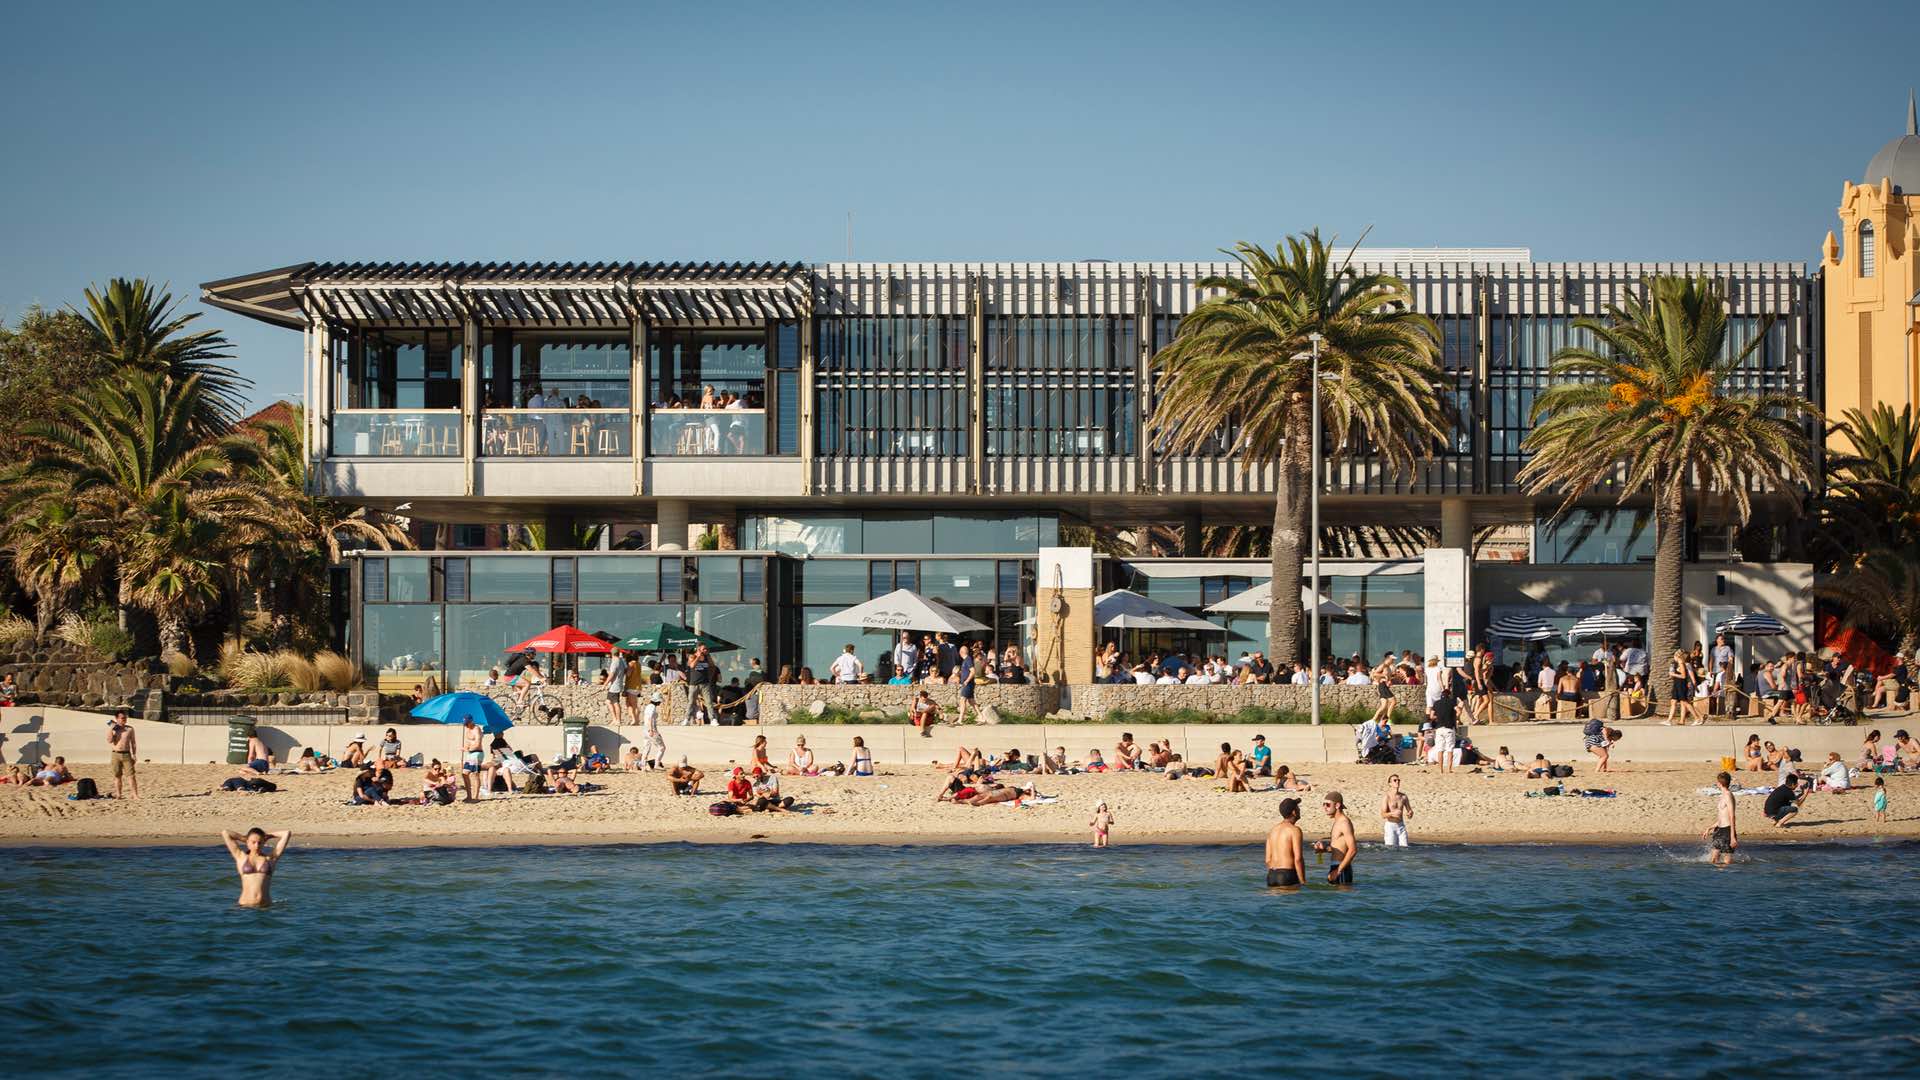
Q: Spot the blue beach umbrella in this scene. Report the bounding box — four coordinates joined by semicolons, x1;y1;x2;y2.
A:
410;691;514;734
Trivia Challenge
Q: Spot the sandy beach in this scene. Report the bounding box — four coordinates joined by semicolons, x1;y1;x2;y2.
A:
4;758;1914;848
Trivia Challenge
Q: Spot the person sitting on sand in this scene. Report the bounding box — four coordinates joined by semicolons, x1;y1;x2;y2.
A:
1818;752;1851;792
752;768;795;812
668;757;704;796
726;767;755;809
1897;730;1920;770
547;758;582;795
221;827;291;908
1742;735;1766;772
26;757;74;786
242;733;273;776
849;736;874;777
1249;735;1273;777
351;767;389;805
991;747;1029;772
1221;750;1251;793
375;729;404;771
1040;747;1070;775
947;746;986;776
1764;742;1789;771
1144;742;1172;770
1859;730;1883;771
1274;764;1311;792
785;736;818;776
1492;747;1519;772
911;691;941;737
583;746;611;773
1526;754;1554;779
340;734;369;769
421;760;457;804
1114;733;1143;770
749;734;774;774
1084;748;1110;773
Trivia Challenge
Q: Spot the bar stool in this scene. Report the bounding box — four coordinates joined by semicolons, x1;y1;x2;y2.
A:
596;426;620;455
379;425;404;455
569;420;591;456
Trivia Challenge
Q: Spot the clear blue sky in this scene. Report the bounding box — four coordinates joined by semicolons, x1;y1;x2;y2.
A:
3;0;1911;407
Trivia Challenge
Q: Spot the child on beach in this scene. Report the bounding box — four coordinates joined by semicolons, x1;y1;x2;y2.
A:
1090;801;1113;847
1873;777;1888;823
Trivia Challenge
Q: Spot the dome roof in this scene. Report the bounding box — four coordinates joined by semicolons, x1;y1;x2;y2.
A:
1863;92;1920;193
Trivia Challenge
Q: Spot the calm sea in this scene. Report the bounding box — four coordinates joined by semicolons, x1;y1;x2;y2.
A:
2;841;1915;1077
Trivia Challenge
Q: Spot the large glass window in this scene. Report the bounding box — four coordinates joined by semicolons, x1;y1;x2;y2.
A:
861;514;934;554
444;604;552;686
1487;316;1594;458
801;607;893;682
577;557;660;602
1535;509;1655;564
386;557;432;602
918;560;995;605
576;603;686;641
684;603;765;679
481;330;630;408
798;559;870;604
985;316;1137;456
741;514;861;555
815;317;967;456
932;514;1055;554
332;327;462;410
469;556;549;601
360;605;443;680
649;326;792;456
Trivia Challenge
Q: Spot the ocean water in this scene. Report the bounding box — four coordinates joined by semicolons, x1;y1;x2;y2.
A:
3;841;1916;1077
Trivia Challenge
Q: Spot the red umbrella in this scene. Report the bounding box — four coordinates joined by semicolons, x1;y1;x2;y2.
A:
508;625;613;654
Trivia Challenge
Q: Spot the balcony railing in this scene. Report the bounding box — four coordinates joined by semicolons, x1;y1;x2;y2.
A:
481;409;630;457
650;409;767;456
331;410;462;457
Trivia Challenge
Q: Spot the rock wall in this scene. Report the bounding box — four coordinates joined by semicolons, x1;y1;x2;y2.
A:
753;683;1061;724
1064;682;1426;718
0;644;167;709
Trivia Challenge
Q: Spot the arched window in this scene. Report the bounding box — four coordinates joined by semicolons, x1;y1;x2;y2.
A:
1859;220;1876;277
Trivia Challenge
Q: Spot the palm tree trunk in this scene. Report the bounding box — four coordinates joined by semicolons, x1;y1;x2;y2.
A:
1268;394;1312;667
1649;473;1687;704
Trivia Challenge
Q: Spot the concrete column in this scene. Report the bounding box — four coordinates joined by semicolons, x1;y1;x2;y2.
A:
1423;497;1473;662
654;498;690;551
1034;547;1096;685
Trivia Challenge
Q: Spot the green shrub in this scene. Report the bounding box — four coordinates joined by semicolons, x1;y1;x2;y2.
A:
787;704;912;725
86;622;135;661
0;613;35;647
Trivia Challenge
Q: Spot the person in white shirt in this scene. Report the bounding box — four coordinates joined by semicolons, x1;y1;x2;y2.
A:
892;632;919;682
1156;672;1181;685
1344;667;1372;685
1425;657;1447;706
1290;664;1311;686
1621;645;1648;679
1132;665;1154;685
1711;634;1735;672
830;645;863;684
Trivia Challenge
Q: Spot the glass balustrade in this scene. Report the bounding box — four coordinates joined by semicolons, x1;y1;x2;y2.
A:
649;409;767;456
331;410;462;457
481;409;630;457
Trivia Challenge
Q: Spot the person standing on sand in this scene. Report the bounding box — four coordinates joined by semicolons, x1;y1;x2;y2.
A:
1090;801;1113;847
1313;791;1357;885
221;827;291;908
1705;771;1738;866
1265;797;1306;887
1380;774;1412;847
460;718;484;802
107;709;139;799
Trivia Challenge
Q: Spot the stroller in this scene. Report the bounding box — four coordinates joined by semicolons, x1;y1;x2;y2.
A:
1808;669;1863;725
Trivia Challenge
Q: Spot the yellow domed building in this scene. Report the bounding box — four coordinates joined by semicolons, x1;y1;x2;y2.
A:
1822;93;1920;439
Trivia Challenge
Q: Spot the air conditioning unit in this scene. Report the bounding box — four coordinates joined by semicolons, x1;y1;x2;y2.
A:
1696;526;1739;562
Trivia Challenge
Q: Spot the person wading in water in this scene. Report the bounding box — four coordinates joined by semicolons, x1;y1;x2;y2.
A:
1264;797;1306;888
221;827;292;908
1312;791;1357;885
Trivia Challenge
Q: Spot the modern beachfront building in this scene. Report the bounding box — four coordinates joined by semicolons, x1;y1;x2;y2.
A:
202;253;1821;687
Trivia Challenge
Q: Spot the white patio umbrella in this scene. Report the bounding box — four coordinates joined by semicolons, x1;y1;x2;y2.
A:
809;588;990;634
1204;581;1360;621
1567;613;1641;642
1486;613;1560;643
1715;611;1787;637
1095;589;1226;633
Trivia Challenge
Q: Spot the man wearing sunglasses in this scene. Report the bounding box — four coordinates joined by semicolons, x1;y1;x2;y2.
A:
1312;791;1357;885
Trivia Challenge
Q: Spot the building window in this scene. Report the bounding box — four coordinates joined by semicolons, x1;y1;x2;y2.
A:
481;330;630;409
648;326;780;456
815;317;967;457
332;327;462;410
985;316;1137;457
1859;220;1876;277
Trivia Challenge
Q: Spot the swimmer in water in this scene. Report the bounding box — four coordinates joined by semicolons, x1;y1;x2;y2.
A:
221;827;291;908
1312;791;1356;885
1264;797;1306;888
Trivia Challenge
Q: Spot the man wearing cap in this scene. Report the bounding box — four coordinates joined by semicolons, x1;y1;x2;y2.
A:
667;756;704;796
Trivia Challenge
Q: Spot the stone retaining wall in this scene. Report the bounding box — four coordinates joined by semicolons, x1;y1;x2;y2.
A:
0;648;167;709
1064;682;1426;718
753;683;1061;724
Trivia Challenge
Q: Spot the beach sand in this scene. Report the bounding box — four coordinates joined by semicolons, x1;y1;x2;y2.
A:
2;758;1915;848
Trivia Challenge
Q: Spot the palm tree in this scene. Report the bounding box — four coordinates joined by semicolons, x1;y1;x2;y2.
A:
1520;276;1815;697
77;278;249;432
1149;232;1450;664
241;408;411;646
3;372;279;657
2;498;103;632
1817;545;1920;657
1822;403;1920;555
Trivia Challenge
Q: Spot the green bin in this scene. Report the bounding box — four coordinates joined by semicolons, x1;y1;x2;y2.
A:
562;716;588;761
225;715;257;765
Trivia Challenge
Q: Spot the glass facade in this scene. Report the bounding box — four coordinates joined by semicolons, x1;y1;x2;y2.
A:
330;411;461;457
815;317;967;456
741;513;1058;556
1535;509;1656;564
332;327;462;410
985;316;1137;456
649;324;794;456
481;330;630;408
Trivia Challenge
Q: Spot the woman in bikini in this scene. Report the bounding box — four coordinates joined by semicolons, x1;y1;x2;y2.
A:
749;735;774;774
785;736;817;776
850;736;874;777
221;827;291;908
1742;734;1767;772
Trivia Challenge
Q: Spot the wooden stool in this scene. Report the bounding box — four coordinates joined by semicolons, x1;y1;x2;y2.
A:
570;422;590;456
597;426;619;455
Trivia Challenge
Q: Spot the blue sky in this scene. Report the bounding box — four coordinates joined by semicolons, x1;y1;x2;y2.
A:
2;0;1911;407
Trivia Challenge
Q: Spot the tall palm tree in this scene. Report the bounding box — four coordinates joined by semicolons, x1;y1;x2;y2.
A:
1520;276;1815;697
2;498;103;632
1823;403;1920;555
1150;232;1450;664
77;278;250;432
3;372;279;657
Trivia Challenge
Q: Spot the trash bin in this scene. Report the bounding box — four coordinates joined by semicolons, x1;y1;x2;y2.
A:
561;716;588;761
225;715;257;765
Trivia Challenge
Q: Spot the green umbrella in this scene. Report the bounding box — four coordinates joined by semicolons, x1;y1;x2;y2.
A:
615;622;740;653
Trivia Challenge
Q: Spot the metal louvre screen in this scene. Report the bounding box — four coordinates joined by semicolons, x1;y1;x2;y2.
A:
814;317;968;457
983;316;1136;457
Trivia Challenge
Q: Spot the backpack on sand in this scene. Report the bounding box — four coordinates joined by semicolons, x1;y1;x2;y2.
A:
708;801;738;816
72;777;100;800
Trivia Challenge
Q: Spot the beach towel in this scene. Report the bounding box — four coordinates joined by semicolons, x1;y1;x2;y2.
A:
1696;785;1774;797
1021;794;1060;805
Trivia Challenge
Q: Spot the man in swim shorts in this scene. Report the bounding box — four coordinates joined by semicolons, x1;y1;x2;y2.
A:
1380;774;1411;847
460;718;485;802
1265;797;1306;887
1315;791;1357;885
1704;770;1738;865
107;709;139;799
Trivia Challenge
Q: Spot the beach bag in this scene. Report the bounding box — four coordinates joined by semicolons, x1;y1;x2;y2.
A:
1719;756;1737;772
523;773;548;795
249;779;278;793
72;777;100;800
491;774;509;793
430;787;454;805
708;801;738;816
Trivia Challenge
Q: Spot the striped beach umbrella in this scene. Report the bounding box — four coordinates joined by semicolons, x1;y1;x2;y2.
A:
1716;611;1787;637
1567;613;1641;642
1486;613;1560;643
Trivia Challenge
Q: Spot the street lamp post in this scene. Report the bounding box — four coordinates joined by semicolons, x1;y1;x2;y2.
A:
1298;333;1326;725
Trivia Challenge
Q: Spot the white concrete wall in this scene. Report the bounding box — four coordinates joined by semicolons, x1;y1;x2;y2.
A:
3;706;1875;768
